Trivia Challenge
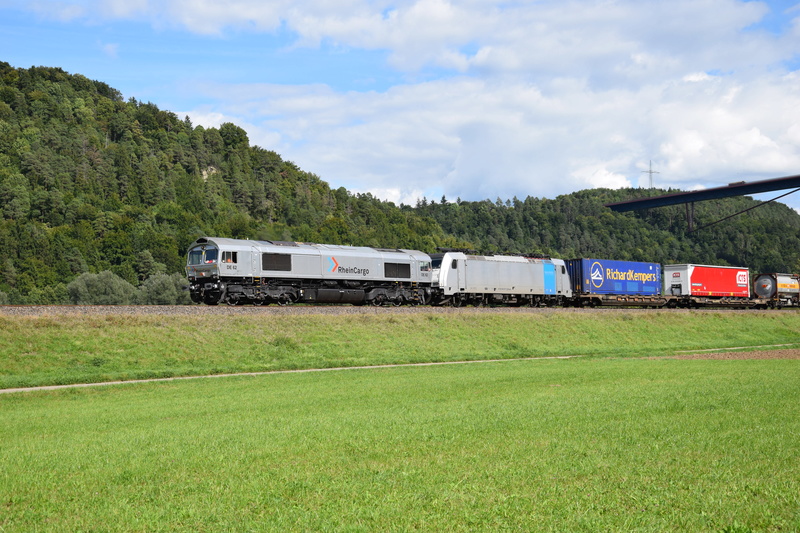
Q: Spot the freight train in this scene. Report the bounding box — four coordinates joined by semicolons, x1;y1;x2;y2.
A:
185;237;799;308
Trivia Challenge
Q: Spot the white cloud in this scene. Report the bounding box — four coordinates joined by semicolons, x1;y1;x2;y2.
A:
99;42;119;58
185;58;799;205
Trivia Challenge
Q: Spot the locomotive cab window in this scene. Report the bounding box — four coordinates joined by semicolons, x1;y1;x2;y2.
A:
222;251;238;264
420;261;431;272
204;248;218;264
451;259;458;269
188;247;204;265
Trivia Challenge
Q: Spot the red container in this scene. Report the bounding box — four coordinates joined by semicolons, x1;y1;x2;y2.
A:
664;264;750;297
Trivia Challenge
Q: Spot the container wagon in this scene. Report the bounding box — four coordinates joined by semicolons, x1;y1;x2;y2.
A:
664;263;752;307
752;273;800;308
565;258;667;307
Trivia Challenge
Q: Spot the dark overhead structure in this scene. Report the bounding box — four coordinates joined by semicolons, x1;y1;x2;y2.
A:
604;173;800;232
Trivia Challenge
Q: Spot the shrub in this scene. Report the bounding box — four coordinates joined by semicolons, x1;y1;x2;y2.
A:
138;273;191;305
67;271;138;305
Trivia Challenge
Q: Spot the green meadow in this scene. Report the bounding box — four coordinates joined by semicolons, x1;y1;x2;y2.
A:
1;309;799;531
0;309;798;389
2;357;799;531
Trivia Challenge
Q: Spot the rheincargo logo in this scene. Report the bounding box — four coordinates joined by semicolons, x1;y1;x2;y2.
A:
328;257;370;276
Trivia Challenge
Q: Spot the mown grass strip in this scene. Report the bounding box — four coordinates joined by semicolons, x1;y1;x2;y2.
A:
1;309;799;388
0;354;584;394
1;357;798;531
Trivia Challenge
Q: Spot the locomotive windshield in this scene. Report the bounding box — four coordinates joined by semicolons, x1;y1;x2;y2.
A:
188;246;218;265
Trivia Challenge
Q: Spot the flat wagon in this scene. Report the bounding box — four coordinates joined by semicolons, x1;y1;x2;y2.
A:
664;263;752;307
565;258;667;307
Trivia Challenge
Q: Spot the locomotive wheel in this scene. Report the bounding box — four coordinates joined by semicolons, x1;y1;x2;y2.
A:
203;293;221;306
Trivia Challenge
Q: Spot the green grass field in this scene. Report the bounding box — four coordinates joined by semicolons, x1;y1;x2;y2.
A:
2;358;799;531
1;309;799;389
1;309;799;531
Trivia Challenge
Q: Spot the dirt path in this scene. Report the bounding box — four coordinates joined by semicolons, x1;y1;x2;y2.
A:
664;348;800;360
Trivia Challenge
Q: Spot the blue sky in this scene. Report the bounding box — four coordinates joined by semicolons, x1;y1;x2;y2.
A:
2;0;800;211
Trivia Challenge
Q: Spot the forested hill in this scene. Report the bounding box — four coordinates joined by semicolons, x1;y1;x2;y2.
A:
1;63;799;304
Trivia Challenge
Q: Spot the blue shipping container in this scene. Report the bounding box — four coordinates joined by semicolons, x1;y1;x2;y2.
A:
566;259;661;295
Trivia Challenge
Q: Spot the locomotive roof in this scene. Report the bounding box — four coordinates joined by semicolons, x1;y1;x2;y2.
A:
190;237;428;257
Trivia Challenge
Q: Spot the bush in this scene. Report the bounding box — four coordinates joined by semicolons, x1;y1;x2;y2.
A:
137;273;191;305
20;284;69;304
67;271;138;305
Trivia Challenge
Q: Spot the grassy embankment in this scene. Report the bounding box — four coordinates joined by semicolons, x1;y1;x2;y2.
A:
1;356;799;531
1;310;799;531
1;309;799;389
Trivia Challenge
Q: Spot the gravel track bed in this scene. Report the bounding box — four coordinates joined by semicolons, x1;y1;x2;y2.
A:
0;305;790;317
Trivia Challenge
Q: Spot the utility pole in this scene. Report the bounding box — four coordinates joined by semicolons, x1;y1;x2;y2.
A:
642;160;659;189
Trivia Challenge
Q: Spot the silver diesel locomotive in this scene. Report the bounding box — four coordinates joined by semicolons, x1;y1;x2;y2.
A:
186;237;432;306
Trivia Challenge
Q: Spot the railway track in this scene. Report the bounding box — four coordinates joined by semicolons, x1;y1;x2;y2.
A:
0;304;794;317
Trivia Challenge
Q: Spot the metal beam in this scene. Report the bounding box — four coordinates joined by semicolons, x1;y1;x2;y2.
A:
604;173;800;212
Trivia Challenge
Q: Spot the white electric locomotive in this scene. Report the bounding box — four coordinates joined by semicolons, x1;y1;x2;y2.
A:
430;251;573;306
186;237;432;306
